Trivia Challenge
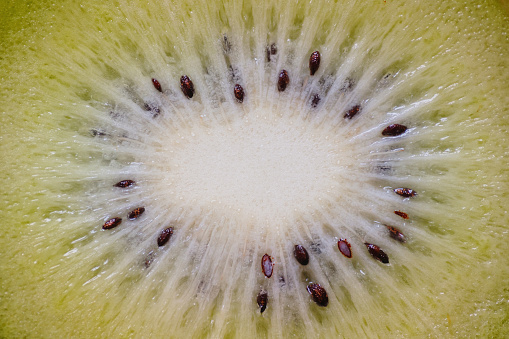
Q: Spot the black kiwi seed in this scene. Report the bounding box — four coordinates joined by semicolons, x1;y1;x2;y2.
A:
394;187;417;198
180;75;194;98
338;239;352;258
382;124;407;136
394;210;409;219
364;243;389;264
344;105;361;119
152;78;162;92
277;70;290;92
311;94;321;108
234;84;244;102
309;50;320;75
261;254;274;278
293;245;309;265
102;217;122;230
114;180;135;188
386;225;406;243
157;227;174;247
128;207;145;220
307;283;328;307
257;290;268;313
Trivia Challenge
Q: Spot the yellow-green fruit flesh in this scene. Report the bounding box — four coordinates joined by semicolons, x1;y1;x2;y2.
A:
1;0;508;338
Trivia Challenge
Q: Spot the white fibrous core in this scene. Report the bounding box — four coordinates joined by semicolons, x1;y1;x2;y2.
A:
151;105;354;228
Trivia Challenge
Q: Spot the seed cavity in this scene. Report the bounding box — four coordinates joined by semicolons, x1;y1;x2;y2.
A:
261;254;274;278
180;75;194;99
128;207;145;220
293;245;309;265
114;180;135;188
257;290;268;313
394;188;417;198
157;227;174;247
277;70;290;92
234;84;244;102
102;217;122;230
382;124;407;136
344;105;361;119
309;51;320;75
311;94;321;108
386;225;406;243
152;78;162;92
307;283;328;307
338;238;352;258
394;210;409;219
364;243;389;264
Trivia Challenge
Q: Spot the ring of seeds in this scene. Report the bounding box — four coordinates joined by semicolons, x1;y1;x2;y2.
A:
99;48;419;314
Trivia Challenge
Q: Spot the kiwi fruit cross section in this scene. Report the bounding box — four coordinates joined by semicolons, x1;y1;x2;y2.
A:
1;0;508;338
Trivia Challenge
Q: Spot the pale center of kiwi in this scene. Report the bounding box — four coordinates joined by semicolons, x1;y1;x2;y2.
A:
151;105;355;226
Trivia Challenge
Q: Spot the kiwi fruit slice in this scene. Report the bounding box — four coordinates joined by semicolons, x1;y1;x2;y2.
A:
1;0;508;337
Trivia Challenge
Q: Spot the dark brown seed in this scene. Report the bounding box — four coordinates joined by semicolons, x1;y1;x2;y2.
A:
307;283;328;307
386;225;406;243
311;94;321;108
394;210;409;219
309;51;321;75
102;217;122;230
344;105;361;119
338;239;352;258
394;188;417;198
157;227;174;247
277;70;290;92
234;84;244;102
293;245;309;265
261;254;274;278
152;78;162;92
114;180;135;188
257;290;268;313
382;124;407;136
128;207;145;220
364;243;389;264
180;75;194;99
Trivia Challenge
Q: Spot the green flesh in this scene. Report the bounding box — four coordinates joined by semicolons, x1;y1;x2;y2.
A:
1;0;508;338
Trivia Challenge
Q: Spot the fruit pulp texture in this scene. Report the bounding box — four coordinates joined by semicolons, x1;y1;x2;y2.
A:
1;0;508;338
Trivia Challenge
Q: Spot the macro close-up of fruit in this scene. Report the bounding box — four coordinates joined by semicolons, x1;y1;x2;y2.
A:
1;0;508;338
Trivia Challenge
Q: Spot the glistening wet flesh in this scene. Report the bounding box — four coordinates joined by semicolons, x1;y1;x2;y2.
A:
1;0;508;338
